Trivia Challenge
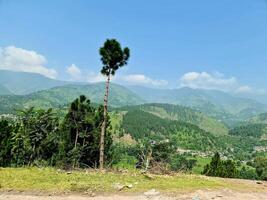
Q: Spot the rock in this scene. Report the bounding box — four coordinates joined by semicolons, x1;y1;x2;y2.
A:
256;181;263;185
113;183;125;191
127;184;133;188
84;189;95;197
144;189;160;196
192;196;201;200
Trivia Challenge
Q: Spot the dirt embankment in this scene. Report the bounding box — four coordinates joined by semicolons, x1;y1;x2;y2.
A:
1;189;267;200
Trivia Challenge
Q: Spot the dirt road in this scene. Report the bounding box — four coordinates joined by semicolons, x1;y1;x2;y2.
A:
1;190;267;200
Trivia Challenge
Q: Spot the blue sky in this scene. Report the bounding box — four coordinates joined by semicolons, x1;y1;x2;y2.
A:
0;0;267;94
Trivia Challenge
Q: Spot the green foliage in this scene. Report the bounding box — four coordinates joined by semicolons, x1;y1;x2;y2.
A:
169;155;197;172
229;123;267;138
0;95;112;169
117;103;228;136
253;157;267;180
60;95;113;168
10;107;60;166
0;83;144;114
128;86;267;124
99;39;130;76
0;119;13;166
121;110;224;151
202;152;238;178
238;166;258;180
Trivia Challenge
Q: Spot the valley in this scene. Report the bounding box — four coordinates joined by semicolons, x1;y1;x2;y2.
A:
0;71;266;181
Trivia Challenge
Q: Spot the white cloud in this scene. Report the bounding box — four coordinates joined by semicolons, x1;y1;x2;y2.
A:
0;46;57;78
180;71;265;94
86;72;107;83
67;67;168;87
66;64;81;81
121;74;168;87
180;72;237;91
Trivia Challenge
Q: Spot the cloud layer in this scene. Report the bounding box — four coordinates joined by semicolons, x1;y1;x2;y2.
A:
65;65;168;87
180;71;265;94
66;64;81;81
0;46;57;78
120;74;168;87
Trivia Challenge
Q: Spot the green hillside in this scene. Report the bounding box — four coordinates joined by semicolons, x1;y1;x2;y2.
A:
116;103;228;136
0;83;144;114
109;105;266;160
229;123;267;139
1;70;266;127
121;110;224;152
116;109;266;160
128;86;267;124
250;113;267;124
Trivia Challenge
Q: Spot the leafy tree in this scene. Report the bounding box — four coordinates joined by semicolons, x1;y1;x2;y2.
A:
169;155;197;172
61;95;113;168
0;119;13;166
253;157;267;180
11;107;59;166
202;152;238;178
238;166;258;180
99;39;130;169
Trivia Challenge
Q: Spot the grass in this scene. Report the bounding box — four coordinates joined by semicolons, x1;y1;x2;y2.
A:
0;167;263;194
192;156;211;174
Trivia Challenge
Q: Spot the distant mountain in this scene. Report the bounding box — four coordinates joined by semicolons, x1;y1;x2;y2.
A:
115;103;228;136
0;84;13;95
0;83;145;114
0;70;69;94
0;70;266;125
249;113;267;124
127;86;267;123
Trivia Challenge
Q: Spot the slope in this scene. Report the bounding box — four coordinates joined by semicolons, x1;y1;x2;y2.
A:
127;86;267;123
116;103;228;136
0;70;69;95
121;110;224;152
0;83;145;114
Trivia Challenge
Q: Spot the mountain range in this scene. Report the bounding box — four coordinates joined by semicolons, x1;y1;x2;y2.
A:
0;70;266;126
0;70;266;159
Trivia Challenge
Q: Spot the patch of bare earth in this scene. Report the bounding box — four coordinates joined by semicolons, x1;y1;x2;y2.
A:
0;190;267;200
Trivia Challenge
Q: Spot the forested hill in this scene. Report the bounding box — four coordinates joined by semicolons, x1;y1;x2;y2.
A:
114;108;267;160
115;103;228;136
127;86;267;122
250;113;267;124
121;109;224;152
0;83;144;114
229;123;267;139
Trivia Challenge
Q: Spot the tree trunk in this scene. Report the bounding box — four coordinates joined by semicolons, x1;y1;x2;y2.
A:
74;128;79;148
99;73;111;170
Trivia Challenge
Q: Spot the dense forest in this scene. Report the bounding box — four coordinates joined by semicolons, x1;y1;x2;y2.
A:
0;95;112;168
229;123;267;138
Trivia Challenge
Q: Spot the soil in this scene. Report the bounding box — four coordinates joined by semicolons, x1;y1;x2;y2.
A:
1;189;267;200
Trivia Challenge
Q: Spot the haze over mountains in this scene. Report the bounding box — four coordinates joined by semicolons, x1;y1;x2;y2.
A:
0;70;266;124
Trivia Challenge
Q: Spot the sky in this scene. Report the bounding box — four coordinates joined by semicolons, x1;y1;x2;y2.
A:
0;0;267;95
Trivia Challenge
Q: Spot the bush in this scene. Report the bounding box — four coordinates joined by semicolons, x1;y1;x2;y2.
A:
170;154;197;172
202;152;238;178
